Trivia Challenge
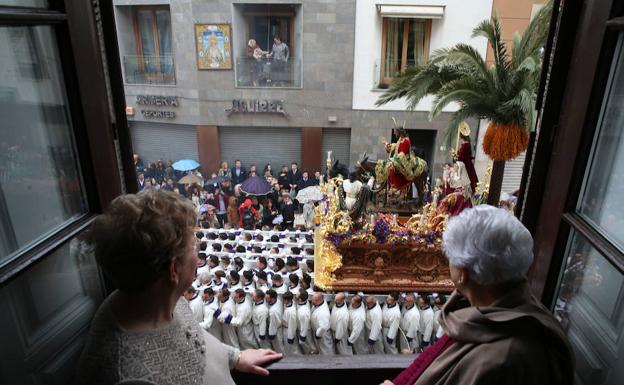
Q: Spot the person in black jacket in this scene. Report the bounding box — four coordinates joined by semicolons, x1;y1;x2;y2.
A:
287;162;302;193
277;165;289;190
279;192;296;230
262;198;278;228
231;159;248;185
296;171;313;191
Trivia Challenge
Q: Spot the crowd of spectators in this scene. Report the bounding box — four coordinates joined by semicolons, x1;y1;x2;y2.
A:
133;154;322;231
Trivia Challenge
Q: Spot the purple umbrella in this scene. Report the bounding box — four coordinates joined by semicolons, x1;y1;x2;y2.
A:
239;175;273;196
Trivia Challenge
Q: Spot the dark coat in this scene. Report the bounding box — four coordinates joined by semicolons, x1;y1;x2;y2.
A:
231;167;248;185
277;172;289;190
287;170;301;187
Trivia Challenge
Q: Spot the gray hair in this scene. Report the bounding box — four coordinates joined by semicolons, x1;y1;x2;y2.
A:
442;205;533;286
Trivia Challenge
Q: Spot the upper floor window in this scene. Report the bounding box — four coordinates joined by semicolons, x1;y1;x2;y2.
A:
123;5;175;85
380;18;431;87
233;4;302;88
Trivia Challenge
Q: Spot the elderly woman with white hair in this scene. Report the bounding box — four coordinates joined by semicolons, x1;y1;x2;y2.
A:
383;205;573;385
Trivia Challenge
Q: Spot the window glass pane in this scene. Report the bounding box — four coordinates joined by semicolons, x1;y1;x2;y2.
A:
384;18;404;79
0;0;47;7
407;20;426;66
0;26;87;264
554;231;624;385
137;10;156;72
156;9;173;75
578;34;624;252
0;237;104;383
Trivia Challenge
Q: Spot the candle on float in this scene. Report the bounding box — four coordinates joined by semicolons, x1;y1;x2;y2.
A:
327;151;332;162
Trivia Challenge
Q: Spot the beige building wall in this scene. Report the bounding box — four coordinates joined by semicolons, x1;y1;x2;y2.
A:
486;0;546;66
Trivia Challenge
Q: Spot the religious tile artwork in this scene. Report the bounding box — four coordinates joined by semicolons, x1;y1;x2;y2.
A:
195;23;232;70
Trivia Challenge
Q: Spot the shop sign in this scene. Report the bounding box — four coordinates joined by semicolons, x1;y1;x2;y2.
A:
136;94;179;119
225;99;288;117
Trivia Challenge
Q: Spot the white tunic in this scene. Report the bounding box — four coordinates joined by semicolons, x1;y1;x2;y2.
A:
231;298;258;349
400;304;421;352
267;301;284;353
311;301;334;355
381;303;401;354
419;306;435;345
433;307;445;339
199;298;222;341
330;303;352;355
296;301;316;354
189;293;204;323
282;303;301;355
218;298;239;348
251;301;271;349
365;303;384;354
241;281;255;296
348;305;368;354
272;283;288;296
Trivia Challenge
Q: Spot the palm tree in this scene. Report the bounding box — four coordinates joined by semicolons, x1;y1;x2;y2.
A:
376;3;552;205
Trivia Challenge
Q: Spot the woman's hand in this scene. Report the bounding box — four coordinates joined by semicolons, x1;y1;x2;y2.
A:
235;349;283;376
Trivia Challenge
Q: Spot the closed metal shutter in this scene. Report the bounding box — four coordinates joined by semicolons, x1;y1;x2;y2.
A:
219;126;301;171
130;122;198;164
501;151;526;194
322;127;351;173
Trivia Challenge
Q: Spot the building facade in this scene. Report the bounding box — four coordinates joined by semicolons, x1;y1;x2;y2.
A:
114;0;492;178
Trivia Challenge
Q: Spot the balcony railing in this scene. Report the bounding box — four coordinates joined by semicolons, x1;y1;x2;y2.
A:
123;54;176;86
236;57;301;88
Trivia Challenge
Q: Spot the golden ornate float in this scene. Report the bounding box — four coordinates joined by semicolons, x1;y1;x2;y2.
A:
314;171;454;293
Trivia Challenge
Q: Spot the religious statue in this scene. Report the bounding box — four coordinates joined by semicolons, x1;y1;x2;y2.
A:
452;121;479;192
438;161;473;216
374;118;429;200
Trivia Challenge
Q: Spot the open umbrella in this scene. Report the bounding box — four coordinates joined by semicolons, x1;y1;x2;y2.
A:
172;159;200;171
239;175;273;196
178;174;202;185
204;175;230;186
296;185;324;204
199;204;216;214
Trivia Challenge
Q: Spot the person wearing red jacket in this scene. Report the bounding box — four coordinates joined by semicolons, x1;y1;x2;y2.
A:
455;135;479;192
239;198;259;229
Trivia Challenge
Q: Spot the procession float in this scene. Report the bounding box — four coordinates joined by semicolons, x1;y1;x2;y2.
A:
314;119;489;293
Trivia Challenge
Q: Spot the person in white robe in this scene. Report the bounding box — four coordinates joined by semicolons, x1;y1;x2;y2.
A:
251;290;271;349
281;292;301;355
187;287;204;323
211;270;227;294
230;288;258;350
287;258;304;279
418;295;435;348
241;270;256;296
198;288;222;341
330;292;352;355
296;291;316;354
216;288;239;348
432;293;446;342
365;296;384;354
311;292;334;355
228;270;243;291
271;274;288;296
266;289;284;354
381;292;401;354
399;293;420;353
348;294;368;354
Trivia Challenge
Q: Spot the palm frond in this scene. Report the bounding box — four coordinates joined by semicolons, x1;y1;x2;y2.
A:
512;2;552;66
429;77;487;119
